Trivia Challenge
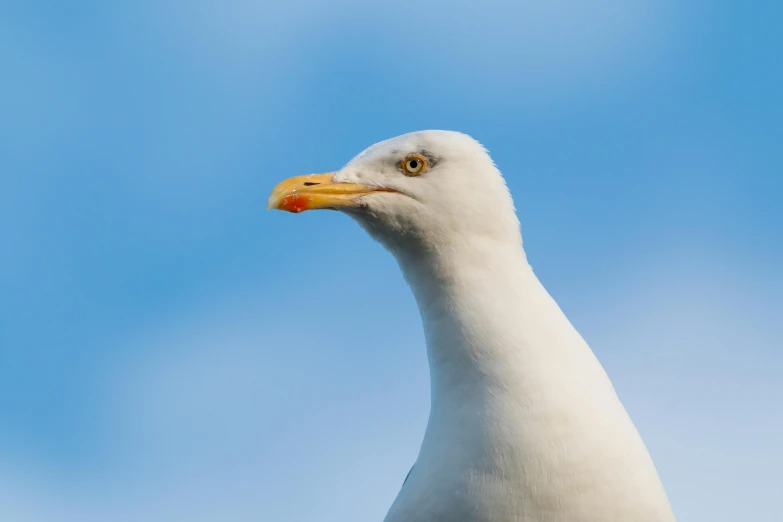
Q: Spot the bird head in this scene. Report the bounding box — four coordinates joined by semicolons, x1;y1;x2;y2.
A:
268;130;521;255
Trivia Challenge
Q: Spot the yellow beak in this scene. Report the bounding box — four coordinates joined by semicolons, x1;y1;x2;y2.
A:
267;172;393;213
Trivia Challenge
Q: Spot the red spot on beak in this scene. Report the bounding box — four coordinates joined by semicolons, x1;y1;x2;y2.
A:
279;193;312;213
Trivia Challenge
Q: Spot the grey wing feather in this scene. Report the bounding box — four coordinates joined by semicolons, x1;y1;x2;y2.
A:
402;465;414;486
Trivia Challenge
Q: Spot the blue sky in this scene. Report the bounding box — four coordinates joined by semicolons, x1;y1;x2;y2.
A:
1;1;781;520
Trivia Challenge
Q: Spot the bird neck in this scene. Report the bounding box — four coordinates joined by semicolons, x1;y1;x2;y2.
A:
395;236;617;421
388;235;675;522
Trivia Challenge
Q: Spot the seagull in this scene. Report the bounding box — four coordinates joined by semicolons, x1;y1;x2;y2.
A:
268;131;676;522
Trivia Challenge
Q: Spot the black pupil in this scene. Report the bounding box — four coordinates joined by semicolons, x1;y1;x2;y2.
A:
409;160;418;169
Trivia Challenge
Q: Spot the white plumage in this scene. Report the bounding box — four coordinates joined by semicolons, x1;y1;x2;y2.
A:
271;130;676;521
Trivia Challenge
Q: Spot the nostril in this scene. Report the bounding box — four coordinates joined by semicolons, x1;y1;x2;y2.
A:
303;182;319;186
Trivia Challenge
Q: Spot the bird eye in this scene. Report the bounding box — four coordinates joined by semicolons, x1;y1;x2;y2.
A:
402;154;427;176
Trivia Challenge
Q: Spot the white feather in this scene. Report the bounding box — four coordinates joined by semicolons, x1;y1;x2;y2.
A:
335;131;675;522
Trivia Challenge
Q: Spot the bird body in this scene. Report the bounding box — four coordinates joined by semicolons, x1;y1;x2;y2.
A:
269;131;676;521
382;239;673;522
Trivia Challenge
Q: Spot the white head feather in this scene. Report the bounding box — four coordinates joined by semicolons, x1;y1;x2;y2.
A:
334;130;522;260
